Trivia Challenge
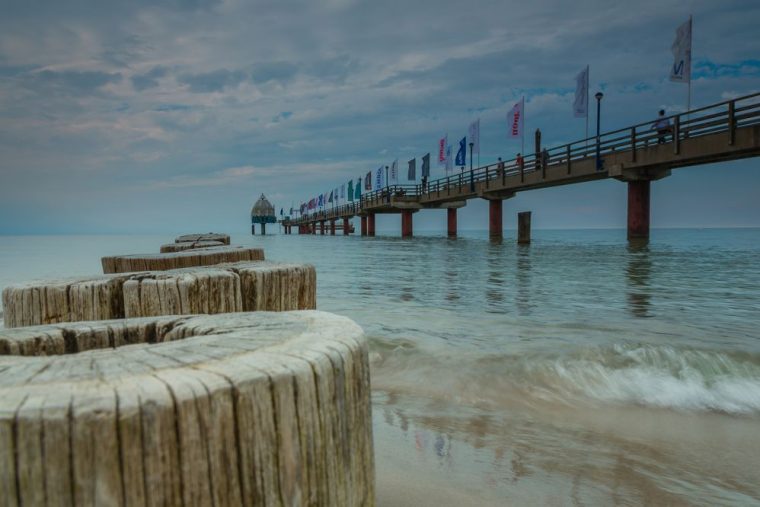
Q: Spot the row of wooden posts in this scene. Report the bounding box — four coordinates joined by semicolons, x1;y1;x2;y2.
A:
0;233;375;506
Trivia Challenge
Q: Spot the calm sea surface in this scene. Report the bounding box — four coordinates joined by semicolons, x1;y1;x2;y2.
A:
1;229;759;506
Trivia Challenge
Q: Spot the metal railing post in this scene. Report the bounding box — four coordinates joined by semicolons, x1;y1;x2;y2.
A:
673;115;680;155
631;127;637;163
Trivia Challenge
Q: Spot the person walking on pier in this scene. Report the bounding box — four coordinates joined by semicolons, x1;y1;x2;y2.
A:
516;153;524;170
497;157;505;176
541;148;549;170
652;109;671;144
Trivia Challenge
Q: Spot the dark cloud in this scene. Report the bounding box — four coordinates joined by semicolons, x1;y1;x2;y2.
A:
250;61;299;84
178;68;248;93
24;70;122;96
132;66;169;91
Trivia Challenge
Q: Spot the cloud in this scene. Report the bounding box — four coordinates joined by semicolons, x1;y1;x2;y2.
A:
23;69;123;96
131;65;168;90
178;68;249;93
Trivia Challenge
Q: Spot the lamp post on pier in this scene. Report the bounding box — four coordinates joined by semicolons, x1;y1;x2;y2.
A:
595;91;604;171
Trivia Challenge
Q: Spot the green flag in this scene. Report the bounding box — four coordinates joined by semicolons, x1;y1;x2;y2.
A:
355;178;361;199
347;179;354;201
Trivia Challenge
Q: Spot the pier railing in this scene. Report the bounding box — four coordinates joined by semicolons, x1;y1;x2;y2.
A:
287;91;760;224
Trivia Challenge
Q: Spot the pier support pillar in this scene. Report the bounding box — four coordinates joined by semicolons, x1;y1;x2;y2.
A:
401;210;413;238
627;180;650;241
368;213;376;237
330;220;336;235
251;224;256;235
261;223;267;235
312;222;317;235
518;211;531;244
320;221;325;235
447;208;457;237
361;216;367;236
343;218;350;235
489;200;503;239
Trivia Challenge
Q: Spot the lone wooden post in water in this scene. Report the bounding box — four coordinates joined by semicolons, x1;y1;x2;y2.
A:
518;211;532;244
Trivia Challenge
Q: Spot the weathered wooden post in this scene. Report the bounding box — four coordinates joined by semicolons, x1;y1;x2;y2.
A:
489;200;502;239
0;311;375;506
518;211;532;244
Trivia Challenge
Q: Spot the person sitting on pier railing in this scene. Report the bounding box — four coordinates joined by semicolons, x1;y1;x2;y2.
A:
651;109;672;144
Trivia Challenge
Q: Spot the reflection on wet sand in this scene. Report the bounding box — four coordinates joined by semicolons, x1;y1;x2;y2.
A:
373;389;760;506
626;241;652;318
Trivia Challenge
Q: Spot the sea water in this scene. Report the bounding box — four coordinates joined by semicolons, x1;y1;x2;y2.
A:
1;229;759;505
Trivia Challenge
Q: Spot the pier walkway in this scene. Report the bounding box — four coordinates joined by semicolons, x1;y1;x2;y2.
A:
281;92;760;240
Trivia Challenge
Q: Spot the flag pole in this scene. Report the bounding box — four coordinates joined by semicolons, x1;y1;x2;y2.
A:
586;65;590;147
521;97;525;156
687;15;693;113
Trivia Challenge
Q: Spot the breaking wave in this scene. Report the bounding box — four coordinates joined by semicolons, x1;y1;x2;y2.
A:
370;338;760;415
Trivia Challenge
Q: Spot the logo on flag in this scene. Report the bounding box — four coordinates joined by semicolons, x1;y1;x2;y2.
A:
375;166;384;190
438;135;448;164
508;98;524;139
390;159;398;184
455;137;467;166
670;17;692;83
407;158;416;181
574;66;589;118
468;119;480;155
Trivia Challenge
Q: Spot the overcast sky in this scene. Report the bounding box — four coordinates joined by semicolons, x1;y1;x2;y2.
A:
1;0;759;234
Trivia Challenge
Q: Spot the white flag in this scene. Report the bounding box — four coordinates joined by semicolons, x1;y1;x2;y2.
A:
670;17;692;83
390;159;398;183
507;97;524;139
573;66;589;118
340;184;345;199
445;144;453;175
468;119;480;155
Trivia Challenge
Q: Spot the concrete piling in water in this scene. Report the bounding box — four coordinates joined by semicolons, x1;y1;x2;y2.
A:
401;210;414;238
330;219;336;235
343;218;350;235
627;180;650;241
489;200;503;239
518;211;532;244
447;208;457;237
361;216;367;236
368;213;376;236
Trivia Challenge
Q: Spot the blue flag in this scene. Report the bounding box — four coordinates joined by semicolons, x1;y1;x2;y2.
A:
355;178;362;199
455;136;467;166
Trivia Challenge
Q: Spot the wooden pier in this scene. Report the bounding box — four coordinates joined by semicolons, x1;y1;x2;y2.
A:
282;92;760;240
